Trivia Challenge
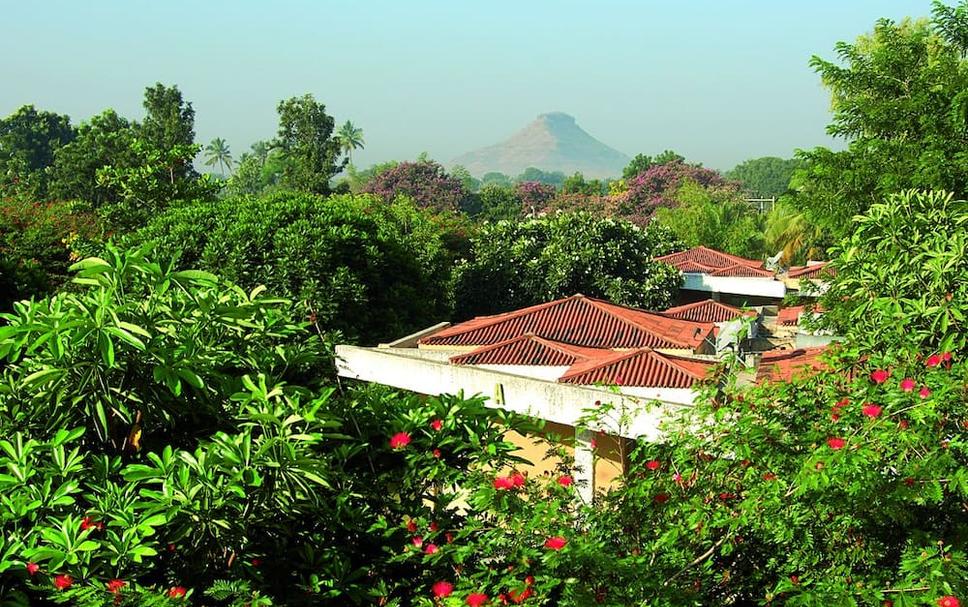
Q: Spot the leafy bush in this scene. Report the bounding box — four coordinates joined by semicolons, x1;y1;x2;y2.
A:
128;192;464;344
452;211;684;319
361;160;469;213
0;196;99;308
0;247;577;606
819;190;968;354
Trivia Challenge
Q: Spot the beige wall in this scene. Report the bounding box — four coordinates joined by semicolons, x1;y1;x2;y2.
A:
504;420;628;493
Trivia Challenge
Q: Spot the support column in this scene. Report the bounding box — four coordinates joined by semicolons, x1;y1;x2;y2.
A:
574;428;595;505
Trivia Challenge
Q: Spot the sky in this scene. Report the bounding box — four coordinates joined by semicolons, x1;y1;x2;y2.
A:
2;0;926;172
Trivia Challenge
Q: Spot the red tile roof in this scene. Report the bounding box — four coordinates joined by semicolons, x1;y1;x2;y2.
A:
655;246;766;276
559;348;715;388
419;294;715;351
662;299;757;323
787;262;835;279
777;305;804;326
756;347;829;383
709;264;775;278
449;334;608;366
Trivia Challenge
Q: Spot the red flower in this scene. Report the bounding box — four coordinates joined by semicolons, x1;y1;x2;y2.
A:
544;536;567;550
718;492;736;501
53;575;73;590
250;558;262;567
432;581;454;598
167;543;176;552
389;432;412;449
467;592;489;607
899;419;910;430
942;352;953;362
429;521;439;532
25;562;39;576
904;477;915;487
510;472;526;488
508;586;533;604
424;543;439;555
919;386;932;399
790;575;799;585
445;532;454;543
645;460;661;471
899;378;915;392
432;448;442;458
493;476;515;490
831;411;840;421
862;404;882;418
525;575;535;586
654;493;669;504
412;536;424;548
938;597;961;607
763;472;777;481
168;586;187;599
106;579;126;594
406;519;418;533
80;516;103;531
430;419;443;431
871;369;890;384
835;397;849;408
926;354;942;367
827;437;846;450
557;475;573;487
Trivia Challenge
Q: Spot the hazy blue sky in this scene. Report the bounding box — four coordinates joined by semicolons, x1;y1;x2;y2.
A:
3;1;926;171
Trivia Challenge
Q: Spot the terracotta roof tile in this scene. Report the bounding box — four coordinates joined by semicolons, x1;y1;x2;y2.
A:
777;305;804;326
449;334;609;366
787;262;835;279
662;299;757;323
709;264;775;278
756;347;829;383
420;295;715;350
559;348;715;388
655;246;765;274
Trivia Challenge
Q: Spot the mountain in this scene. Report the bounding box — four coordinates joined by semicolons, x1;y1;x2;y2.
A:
450;112;630;179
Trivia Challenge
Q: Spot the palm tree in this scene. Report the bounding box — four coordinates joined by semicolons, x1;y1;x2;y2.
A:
337;121;365;164
765;201;825;265
203;138;233;176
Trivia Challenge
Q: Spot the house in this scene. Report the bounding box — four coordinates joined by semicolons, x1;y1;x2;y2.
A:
756;346;830;383
335;294;724;502
781;261;835;297
654;246;786;305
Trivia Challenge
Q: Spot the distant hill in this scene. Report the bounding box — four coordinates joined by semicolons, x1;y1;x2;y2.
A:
451;112;630;179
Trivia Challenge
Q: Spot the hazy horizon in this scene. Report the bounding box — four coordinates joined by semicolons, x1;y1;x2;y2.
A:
3;0;925;172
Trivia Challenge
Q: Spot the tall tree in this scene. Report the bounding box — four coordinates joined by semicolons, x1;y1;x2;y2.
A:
48;109;137;205
139;83;195;154
336;120;365;164
203;137;233;176
795;2;968;238
726;156;802;198
273;94;345;195
0;105;75;198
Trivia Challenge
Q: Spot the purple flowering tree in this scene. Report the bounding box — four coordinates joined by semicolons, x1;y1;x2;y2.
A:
622;161;734;224
514;181;556;212
362;160;468;212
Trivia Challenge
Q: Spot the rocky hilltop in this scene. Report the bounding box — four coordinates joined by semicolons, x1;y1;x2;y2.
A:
451;112;629;178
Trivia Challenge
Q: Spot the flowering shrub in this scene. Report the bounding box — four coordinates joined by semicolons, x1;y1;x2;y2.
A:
514;181;556;211
362;160;469;213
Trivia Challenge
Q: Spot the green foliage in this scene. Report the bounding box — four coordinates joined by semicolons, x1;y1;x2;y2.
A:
726;156;802;198
763;199;829;264
453;211;683;319
654;178;766;259
0;250;567;605
48;109;139;206
516;167;566;188
128;192;462;344
475;183;523;222
273;95;345;195
561;172;606;196
202;138;232;176
0;105;75;199
336;120;365;164
819;190;968;354
795;5;968;238
0;244;324;448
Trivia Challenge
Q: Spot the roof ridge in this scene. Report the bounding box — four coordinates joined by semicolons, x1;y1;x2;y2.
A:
421;294;585;342
583;297;708;349
558;347;710;384
557;347;650;382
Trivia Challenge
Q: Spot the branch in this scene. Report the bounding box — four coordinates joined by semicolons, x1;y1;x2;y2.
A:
662;536;727;587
